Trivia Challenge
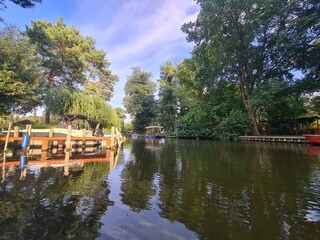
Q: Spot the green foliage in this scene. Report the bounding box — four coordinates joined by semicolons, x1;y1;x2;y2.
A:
0;114;10;130
265;96;306;121
293;39;320;95
310;96;320;115
176;100;219;139
45;87;120;129
123;67;156;132
0;26;43;114
44;86;73;116
182;0;320;135
177;103;251;140
124;122;133;132
114;107;126;119
175;59;201;114
83;48;119;101
114;107;126;133
263;95;307;135
250;81;287;109
24;18;118;125
175;76;251;139
67;91;120;129
26;18;118;100
249;80;308;131
220;110;252;140
123;67;156;115
158;61;178;132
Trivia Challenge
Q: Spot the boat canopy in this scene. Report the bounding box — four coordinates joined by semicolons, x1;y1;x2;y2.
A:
145;126;162;129
64;113;88;123
295;115;320;134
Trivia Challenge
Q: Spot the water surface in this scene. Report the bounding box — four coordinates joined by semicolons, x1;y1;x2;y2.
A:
1;139;320;239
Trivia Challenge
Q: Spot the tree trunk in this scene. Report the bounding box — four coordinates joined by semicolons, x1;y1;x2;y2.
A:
45;110;50;124
238;73;260;136
247;104;260;135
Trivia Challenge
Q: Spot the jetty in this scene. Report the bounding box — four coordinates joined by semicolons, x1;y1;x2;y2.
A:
238;135;308;144
0;125;123;161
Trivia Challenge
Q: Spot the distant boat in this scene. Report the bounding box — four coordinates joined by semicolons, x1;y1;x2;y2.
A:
145;126;163;139
304;135;320;144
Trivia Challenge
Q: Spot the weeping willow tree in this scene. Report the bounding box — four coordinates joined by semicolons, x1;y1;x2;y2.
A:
69;91;120;129
45;86;121;129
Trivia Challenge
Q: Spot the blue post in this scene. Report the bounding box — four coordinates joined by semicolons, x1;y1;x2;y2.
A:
21;134;30;149
19;155;28;169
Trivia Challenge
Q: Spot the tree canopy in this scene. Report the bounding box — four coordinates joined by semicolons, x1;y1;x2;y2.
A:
26;18;118;101
45;86;121;129
0;26;43;115
158;61;177;132
24;18;118;123
182;0;320;135
123;67;156;133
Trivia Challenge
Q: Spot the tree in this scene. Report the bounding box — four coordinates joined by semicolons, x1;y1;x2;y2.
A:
26;18;118;97
293;39;320;94
182;0;320;135
263;95;307;135
158;61;178;132
45;87;120;129
0;26;43;115
175;58;206;116
310;95;320;115
114;107;126;133
26;18;118;122
123;67;156;133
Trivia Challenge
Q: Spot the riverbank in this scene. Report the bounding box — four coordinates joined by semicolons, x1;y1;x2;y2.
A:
238;135;308;144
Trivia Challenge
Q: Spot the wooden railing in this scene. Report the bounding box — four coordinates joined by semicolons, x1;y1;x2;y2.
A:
0;126;123;161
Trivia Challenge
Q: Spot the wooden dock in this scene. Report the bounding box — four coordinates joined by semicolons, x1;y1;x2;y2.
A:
238;135;308;144
0;126;124;161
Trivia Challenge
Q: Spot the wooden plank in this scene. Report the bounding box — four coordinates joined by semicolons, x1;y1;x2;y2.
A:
2;122;12;163
238;135;307;143
0;136;111;141
239;135;306;139
0;157;111;167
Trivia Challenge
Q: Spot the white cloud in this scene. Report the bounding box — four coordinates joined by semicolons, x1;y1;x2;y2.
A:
73;0;198;63
71;0;200;107
108;0;198;62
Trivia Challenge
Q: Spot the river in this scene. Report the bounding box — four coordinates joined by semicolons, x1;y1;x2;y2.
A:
0;138;319;239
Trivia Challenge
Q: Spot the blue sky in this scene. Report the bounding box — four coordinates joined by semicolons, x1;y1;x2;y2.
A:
1;0;199;109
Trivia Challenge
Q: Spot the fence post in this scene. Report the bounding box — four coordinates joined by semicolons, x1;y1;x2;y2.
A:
13;126;19;157
111;126;115;148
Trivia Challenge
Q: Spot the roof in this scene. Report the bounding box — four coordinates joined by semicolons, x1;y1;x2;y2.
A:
64;113;88;123
295;115;320;121
145;126;162;129
15;119;36;125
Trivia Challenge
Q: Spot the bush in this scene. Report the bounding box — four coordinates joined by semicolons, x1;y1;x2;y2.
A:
219;110;252;140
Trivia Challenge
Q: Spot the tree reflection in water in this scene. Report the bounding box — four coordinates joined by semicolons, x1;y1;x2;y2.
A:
0;162;113;239
117;139;320;240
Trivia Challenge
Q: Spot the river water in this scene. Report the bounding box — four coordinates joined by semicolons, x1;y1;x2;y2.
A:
0;139;319;239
